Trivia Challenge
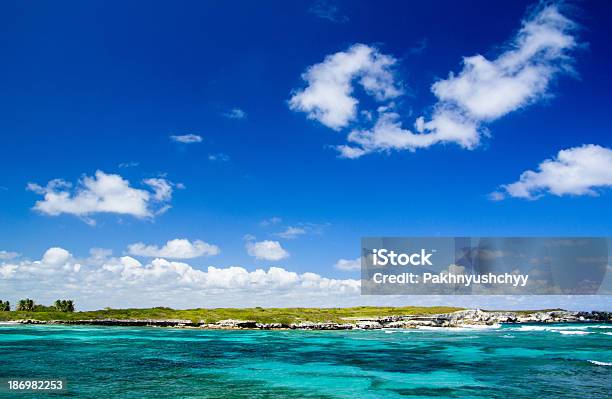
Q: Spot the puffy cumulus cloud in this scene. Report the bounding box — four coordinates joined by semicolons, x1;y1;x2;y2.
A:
0;248;609;310
127;238;220;259
27;171;175;224
274;226;306;240
170;134;202;143
292;4;578;158
493;144;612;200
1;247;80;279
334;257;361;271
42;247;72;266
447;264;467;275
0;248;360;310
289;43;402;130
246;240;289;261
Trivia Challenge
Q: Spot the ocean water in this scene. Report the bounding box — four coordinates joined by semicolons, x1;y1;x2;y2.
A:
0;323;610;398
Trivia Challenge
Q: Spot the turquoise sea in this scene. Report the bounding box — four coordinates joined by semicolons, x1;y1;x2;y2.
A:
0;323;610;398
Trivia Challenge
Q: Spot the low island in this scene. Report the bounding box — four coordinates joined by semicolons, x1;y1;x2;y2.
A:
1;303;610;330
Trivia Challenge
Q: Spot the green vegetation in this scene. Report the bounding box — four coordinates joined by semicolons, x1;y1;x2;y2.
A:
16;298;35;311
0;300;9;311
0;305;463;324
14;298;75;313
54;300;75;312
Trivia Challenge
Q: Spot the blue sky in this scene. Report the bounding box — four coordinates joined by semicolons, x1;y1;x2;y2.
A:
0;1;611;309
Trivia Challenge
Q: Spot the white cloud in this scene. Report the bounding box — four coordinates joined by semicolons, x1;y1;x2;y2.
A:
118;161;139;168
291;4;578;158
488;191;506;201
246;240;289;261
208;153;230;162
127;238;220;259
223;108;247;119
308;0;349;23
0;245;611;310
260;217;282;227
289;43;402;130
432;5;576;121
170;134;203;143
334;257;361;271
495;144;612;200
447;264;466;275
1;247;81;278
89;247;113;259
143;178;173;201
243;234;257;242
336;145;367;159
274;226;307;240
0;251;19;260
42;247;72;266
0;247;359;310
27;171;174;223
0;248;608;310
341;108;480;156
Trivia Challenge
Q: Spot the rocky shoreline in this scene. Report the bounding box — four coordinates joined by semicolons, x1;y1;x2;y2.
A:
13;309;611;330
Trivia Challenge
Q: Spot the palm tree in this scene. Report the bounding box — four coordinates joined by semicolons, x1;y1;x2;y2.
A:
0;300;10;311
54;299;75;312
17;298;34;311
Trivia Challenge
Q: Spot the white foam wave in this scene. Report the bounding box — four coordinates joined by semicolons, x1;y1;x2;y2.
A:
588;360;612;366
417;324;501;331
513;325;547;331
558;331;590;335
512;325;590;332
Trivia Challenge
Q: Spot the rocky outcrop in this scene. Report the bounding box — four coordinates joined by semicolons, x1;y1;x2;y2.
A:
576;311;611;322
385;309;610;328
290;322;353;330
214;319;258;328
355;321;383;329
256;323;285;329
207;310;609;330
